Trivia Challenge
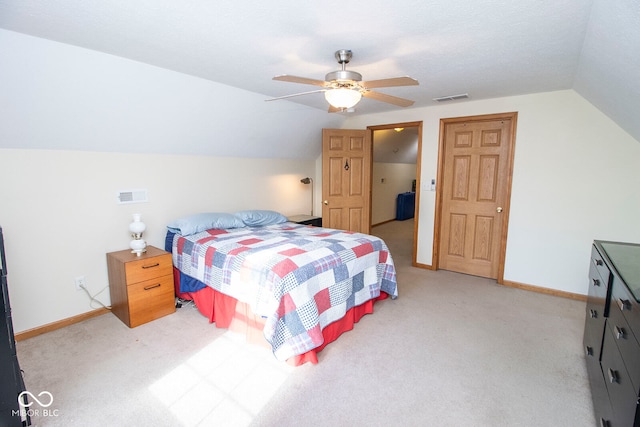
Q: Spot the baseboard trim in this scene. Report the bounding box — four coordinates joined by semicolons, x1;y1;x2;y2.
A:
15;308;111;341
408;264;586;301
371;219;396;227
413;261;435;270
501;280;587;302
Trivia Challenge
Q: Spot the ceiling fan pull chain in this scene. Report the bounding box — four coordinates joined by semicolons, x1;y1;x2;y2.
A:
344;159;350;171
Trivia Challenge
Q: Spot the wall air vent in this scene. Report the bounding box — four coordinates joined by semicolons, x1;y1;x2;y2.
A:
117;189;148;204
433;93;469;102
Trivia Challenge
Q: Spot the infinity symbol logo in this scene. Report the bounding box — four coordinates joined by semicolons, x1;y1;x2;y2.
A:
18;391;54;408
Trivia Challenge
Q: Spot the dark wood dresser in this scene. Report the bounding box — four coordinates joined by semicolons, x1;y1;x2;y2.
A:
0;227;30;426
584;240;640;426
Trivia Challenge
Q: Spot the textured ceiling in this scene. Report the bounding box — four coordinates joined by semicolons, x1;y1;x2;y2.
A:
0;0;639;141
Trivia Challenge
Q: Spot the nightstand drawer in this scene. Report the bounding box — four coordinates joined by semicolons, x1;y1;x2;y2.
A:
127;274;175;328
125;253;172;284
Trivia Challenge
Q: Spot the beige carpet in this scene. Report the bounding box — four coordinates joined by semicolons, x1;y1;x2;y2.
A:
15;219;594;426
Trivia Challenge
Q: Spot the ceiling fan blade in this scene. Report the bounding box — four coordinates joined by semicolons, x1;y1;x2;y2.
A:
265;89;326;102
360;76;419;89
273;75;327;87
328;104;344;113
362;90;415;107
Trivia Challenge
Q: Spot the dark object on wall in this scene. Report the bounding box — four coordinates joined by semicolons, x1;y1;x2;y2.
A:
412;179;416;192
584;240;640;427
396;192;415;221
0;227;30;426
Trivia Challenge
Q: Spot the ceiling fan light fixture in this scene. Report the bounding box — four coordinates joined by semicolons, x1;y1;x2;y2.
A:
324;88;362;109
269;49;417;111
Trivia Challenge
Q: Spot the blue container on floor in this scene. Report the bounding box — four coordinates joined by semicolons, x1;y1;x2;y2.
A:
396;192;415;220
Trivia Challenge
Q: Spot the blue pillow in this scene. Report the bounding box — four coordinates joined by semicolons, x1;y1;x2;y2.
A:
167;212;245;236
235;210;288;227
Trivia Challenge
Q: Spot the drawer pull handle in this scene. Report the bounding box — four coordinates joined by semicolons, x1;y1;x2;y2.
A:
585;346;593;356
590;309;598;319
144;283;161;291
142;263;160;269
595;259;603;266
608;368;619;384
600;418;610;427
615;326;626;340
617;298;631;311
592;278;600;287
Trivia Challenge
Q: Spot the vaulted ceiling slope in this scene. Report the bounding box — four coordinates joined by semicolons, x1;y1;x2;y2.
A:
0;0;639;144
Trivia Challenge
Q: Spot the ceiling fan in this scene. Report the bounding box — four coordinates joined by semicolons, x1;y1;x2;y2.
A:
267;49;419;112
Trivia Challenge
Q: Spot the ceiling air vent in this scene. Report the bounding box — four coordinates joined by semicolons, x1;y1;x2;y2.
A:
433;93;469;102
117;189;148;204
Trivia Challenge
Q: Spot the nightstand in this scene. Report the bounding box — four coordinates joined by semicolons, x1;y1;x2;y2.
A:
288;214;322;227
106;246;175;328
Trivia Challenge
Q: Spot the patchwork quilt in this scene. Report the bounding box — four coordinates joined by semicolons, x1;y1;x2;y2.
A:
172;223;397;360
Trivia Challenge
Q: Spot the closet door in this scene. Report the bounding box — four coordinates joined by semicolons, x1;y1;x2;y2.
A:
437;113;516;280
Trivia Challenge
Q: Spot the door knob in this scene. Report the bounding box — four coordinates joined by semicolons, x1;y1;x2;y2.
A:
323;200;329;205
496;207;503;213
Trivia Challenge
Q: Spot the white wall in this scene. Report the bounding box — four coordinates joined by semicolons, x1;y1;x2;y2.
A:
0;29;344;159
372;163;416;224
344;90;640;295
0;149;315;333
0;29;335;334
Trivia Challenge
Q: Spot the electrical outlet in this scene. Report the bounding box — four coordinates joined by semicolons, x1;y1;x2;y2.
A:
75;276;86;291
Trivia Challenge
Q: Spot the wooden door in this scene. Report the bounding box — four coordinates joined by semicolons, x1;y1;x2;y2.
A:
437;113;516;279
322;128;371;234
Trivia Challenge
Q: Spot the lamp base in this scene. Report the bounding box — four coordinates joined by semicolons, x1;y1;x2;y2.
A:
130;239;147;256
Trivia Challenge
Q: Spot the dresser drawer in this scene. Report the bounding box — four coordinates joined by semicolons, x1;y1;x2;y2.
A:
127;274;175;328
607;306;640;392
591;245;611;287
588;260;608;300
124;253;173;284
601;327;639;427
609;278;640;389
584;301;606;359
611;275;640;339
584;359;614;427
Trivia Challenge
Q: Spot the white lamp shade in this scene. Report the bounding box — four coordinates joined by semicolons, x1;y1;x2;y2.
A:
129;214;146;234
324;88;362;109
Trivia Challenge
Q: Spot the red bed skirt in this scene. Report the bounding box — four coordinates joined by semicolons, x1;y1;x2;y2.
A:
173;267;388;366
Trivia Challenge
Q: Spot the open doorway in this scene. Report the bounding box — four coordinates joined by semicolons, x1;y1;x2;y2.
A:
368;122;422;266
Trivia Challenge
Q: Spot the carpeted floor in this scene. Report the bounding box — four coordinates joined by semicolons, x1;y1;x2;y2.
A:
15;219;594;426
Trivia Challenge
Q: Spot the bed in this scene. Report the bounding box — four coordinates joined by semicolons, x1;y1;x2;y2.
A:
164;211;398;366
